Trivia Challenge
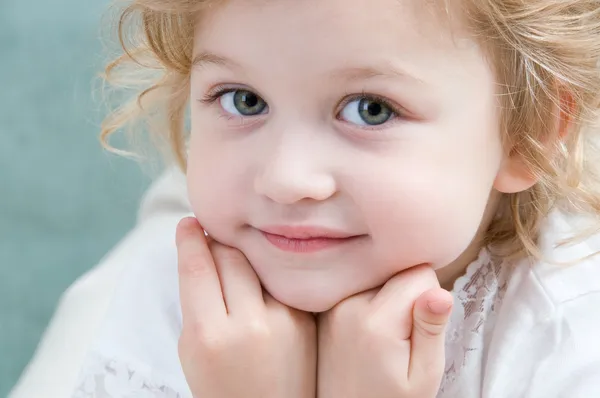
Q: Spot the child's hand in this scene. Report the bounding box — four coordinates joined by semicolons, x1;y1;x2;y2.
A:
317;264;453;398
175;217;317;398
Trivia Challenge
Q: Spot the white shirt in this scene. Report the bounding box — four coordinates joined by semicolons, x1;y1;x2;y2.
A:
71;169;600;398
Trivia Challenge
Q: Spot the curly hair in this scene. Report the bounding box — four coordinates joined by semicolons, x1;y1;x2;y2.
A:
100;0;600;258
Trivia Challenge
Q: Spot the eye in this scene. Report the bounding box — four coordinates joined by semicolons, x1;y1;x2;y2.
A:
340;97;395;126
220;89;268;116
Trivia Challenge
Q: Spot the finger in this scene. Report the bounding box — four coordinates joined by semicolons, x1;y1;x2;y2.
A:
210;241;265;316
313;283;376;328
370;264;440;339
408;288;453;384
176;217;227;326
263;290;288;312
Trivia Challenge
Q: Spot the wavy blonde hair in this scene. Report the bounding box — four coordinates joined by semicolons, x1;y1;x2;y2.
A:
101;0;600;258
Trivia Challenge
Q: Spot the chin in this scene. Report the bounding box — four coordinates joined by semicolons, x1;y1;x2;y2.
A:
267;287;342;313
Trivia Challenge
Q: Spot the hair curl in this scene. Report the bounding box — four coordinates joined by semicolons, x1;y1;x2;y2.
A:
101;0;600;258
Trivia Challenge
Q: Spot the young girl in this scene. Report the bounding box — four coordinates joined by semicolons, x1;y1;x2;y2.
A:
73;0;600;396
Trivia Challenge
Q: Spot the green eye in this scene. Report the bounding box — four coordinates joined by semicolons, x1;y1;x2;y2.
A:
341;98;394;126
220;89;268;116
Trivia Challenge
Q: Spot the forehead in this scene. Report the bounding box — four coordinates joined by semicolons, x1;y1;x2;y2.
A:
192;0;487;89
194;0;472;55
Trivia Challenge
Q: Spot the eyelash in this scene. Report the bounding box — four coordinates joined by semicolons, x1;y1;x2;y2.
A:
200;85;240;105
336;91;404;121
199;86;406;123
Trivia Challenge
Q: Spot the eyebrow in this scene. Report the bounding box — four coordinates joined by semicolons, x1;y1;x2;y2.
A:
192;51;425;85
328;65;426;85
192;51;241;70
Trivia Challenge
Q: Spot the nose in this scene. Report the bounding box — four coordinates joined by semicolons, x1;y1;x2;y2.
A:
254;128;337;205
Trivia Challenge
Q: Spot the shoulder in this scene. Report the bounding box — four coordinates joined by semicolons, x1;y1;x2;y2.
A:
529;209;600;306
496;209;600;326
76;167;193;394
485;210;600;395
499;209;600;328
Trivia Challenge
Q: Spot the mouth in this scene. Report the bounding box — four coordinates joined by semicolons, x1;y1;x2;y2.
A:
257;226;365;253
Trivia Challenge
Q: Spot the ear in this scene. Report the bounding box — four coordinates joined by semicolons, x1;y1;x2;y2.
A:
494;89;574;194
557;90;575;141
493;155;537;194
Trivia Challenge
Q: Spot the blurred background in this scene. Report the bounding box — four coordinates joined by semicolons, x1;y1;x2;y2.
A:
0;0;152;394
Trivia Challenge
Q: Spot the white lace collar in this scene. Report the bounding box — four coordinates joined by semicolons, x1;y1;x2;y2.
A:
439;248;511;396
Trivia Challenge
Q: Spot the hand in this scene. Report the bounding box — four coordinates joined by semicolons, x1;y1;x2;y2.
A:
317;264;453;398
176;217;317;398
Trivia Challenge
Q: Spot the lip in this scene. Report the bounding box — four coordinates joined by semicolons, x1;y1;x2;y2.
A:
260;225;356;239
257;225;364;253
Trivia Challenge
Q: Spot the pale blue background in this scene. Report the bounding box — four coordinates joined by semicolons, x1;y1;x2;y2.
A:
0;1;152;394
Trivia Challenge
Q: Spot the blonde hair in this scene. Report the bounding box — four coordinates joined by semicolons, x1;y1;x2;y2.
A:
101;0;600;258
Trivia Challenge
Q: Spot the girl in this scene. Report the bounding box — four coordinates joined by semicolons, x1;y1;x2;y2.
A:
74;0;600;397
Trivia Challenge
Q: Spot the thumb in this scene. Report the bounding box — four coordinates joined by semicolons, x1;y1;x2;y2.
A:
408;288;453;384
414;288;453;337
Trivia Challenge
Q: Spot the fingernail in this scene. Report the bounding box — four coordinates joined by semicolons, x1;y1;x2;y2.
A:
427;300;452;315
176;218;201;244
179;217;199;229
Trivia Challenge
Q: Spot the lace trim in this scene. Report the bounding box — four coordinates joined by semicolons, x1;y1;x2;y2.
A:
438;248;511;395
72;249;512;398
72;352;182;398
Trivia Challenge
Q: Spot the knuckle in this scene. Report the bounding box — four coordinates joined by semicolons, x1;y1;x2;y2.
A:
362;313;387;338
244;317;272;340
178;328;209;363
185;322;229;353
202;334;228;353
414;318;446;339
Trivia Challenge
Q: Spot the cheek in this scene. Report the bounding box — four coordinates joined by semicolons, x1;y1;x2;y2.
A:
358;132;503;271
186;134;243;244
187;141;216;221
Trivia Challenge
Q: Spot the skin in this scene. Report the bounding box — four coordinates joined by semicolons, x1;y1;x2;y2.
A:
186;0;534;313
176;217;454;398
176;218;317;398
176;1;551;396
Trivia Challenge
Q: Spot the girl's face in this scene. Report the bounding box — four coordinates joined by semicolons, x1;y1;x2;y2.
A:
188;0;509;311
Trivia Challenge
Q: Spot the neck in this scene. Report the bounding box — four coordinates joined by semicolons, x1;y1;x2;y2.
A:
436;237;485;291
436;191;502;291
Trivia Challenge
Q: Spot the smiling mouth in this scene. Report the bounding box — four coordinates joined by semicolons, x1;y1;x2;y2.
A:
257;226;365;253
